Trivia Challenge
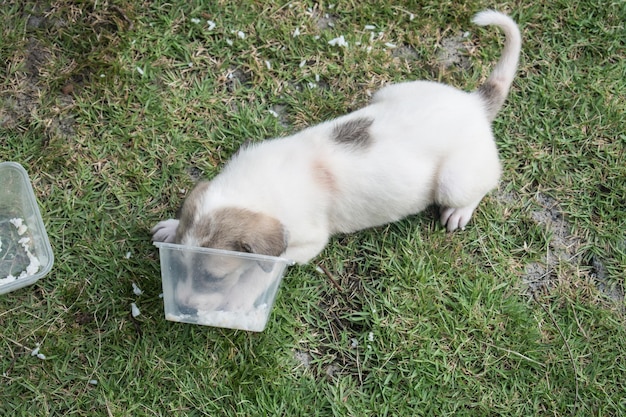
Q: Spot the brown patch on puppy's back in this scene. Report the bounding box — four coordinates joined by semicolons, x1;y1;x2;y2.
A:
312;159;338;194
332;117;374;149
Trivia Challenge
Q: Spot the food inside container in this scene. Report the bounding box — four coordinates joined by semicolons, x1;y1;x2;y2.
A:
154;242;293;332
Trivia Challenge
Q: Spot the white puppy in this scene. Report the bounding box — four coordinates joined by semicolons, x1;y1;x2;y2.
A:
153;11;521;268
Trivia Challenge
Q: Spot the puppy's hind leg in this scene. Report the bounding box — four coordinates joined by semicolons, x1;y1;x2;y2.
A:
435;149;501;232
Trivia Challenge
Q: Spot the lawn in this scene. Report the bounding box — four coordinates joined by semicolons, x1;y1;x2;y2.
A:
1;0;624;415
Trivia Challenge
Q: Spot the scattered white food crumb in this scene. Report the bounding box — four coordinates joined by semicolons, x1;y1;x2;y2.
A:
237;31;245;39
328;35;348;47
125;251;132;259
207;20;216;30
187;62;193;68
314;35;320;40
88;379;98;385
409;13;415;21
368;332;374;342
9;218;28;235
299;59;306;68
463;31;471;38
136;66;145;76
132;282;143;296
364;24;376;30
131;303;141;318
100;74;105;78
226;39;233;46
315;74;320;82
265;60;272;70
307;82;317;89
292;27;300;37
190;17;201;24
351;338;358;348
9;218;23;228
315;266;325;274
31;344;45;359
268;109;279;118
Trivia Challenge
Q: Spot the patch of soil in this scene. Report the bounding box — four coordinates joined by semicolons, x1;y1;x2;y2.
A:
520;192;624;303
392;45;420;61
436;32;472;69
269;104;290;128
225;67;252;93
523;193;583;291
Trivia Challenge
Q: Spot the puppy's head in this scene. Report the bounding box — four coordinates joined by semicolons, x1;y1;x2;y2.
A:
172;181;288;310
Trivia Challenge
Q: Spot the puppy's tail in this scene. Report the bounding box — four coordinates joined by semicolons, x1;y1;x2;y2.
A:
472;10;522;122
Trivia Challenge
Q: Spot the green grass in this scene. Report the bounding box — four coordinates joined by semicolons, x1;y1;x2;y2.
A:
1;0;625;415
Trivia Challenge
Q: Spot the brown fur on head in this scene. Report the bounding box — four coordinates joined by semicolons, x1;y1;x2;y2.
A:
175;181;288;258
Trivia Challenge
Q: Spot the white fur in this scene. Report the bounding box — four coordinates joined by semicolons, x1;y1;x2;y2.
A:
153;11;521;266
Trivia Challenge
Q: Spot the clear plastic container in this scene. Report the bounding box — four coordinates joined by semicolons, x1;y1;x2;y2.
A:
0;162;54;295
154;242;293;332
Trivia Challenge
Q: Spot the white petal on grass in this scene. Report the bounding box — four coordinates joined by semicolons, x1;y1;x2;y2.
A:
293;27;300;37
207;20;216;30
136;66;144;76
328;35;348;47
132;282;143;296
31;344;45;359
237;31;245;39
364;24;376;30
385;42;397;49
131;303;141;318
190;18;201;24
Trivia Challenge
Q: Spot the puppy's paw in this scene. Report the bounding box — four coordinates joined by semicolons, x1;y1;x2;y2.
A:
151;218;179;242
440;206;475;232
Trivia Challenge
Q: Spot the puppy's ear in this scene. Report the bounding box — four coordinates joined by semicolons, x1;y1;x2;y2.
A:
239;216;288;256
238;215;288;272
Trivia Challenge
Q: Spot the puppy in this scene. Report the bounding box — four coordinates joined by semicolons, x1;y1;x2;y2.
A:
153;11;521;306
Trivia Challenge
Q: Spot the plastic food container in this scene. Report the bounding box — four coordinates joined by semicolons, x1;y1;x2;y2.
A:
154;242;293;332
0;162;54;295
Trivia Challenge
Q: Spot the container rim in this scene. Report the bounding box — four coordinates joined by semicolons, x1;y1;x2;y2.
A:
154;241;295;265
